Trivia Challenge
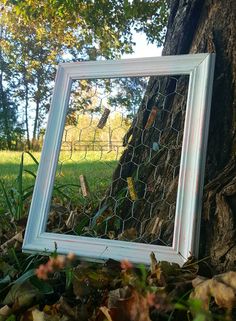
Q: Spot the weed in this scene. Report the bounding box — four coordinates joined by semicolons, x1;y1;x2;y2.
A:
0;152;37;220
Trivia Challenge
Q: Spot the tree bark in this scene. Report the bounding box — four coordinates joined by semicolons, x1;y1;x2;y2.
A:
154;0;236;272
23;73;31;150
0;71;12;150
162;0;236;273
32;74;41;149
0;28;12;150
102;0;236;272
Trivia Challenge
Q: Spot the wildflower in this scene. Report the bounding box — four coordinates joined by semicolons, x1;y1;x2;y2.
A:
67;252;76;261
146;291;171;311
120;259;133;270
146;292;156;307
54;255;66;269
45;258;54;272
35;255;67;280
35;264;48;280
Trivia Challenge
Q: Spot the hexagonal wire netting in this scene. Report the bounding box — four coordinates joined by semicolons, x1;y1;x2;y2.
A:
47;75;189;247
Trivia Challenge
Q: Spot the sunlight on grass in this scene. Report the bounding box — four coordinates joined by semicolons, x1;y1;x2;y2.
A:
0;150;121;211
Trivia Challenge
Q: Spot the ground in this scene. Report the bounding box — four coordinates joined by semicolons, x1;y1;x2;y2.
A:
0;151;236;320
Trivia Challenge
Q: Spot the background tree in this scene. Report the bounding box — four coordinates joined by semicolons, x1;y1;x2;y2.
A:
1;0;168;149
0;25;24;150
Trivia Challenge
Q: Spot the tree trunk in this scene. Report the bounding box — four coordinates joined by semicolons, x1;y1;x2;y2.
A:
102;0;236;272
0;27;12;150
33;101;39;142
0;71;12;150
23;69;31;150
162;0;236;273
32;75;41;150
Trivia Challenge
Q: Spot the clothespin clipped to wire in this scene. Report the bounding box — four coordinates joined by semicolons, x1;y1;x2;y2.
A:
97;108;110;129
145;106;159;129
79;175;90;197
127;177;138;200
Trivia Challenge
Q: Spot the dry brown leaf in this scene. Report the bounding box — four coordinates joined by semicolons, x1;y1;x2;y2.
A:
148;253;180;287
215;271;236;290
150;252;158;274
57;296;76;318
99;307;113;321
190;279;212;309
210;279;235;309
21;308;70;321
0;305;12;318
3;281;41;311
192;275;208;288
99;286;151;321
191;271;236;310
20;308;41;321
32;309;45;321
118;228;137;241
1;231;23;252
73;264;112;300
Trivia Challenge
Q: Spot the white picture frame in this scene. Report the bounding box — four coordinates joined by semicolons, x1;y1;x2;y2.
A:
23;54;215;266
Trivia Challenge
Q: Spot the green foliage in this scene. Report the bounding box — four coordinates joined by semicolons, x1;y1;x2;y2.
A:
4;0;168;55
0;27;24;151
0;1;168;149
0;151;83;220
0;152;36;220
0;150;118;218
173;299;220;321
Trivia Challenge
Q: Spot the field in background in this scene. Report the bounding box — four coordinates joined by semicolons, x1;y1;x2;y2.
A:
0;150;119;212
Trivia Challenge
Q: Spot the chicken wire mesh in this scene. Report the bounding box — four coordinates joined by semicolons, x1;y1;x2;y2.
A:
46;75;189;247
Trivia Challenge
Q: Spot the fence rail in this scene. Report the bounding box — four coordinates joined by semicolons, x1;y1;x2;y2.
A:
61;140;123;152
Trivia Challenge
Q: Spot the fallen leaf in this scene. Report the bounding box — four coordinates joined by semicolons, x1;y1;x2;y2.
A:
20;307;70;321
99;307;113;321
190;279;212;310
148;254;180;287
73;263;113;300
98;286;151;321
215;271;236;290
32;309;45;321
0;259;17;279
0;305;12;318
57;296;76;318
210;279;235;309
191;271;236;310
118;228;137;241
1;231;23;252
3;281;42;311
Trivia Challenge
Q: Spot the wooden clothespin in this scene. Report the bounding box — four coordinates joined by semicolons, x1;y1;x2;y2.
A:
127;177;138;200
79;175;90;197
145;106;159;129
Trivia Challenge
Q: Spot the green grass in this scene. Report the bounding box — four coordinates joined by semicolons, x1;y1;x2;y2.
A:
0;150;121;214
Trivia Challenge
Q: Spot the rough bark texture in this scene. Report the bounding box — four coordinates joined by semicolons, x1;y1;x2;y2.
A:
105;0;236;272
158;0;236;272
104;74;188;246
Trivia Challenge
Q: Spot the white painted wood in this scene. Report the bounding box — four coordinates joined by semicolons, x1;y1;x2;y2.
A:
23;54;215;266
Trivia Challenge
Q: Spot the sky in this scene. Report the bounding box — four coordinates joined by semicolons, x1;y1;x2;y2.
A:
122;31;162;59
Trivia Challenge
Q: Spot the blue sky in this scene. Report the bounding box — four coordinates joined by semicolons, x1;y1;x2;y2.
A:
122;31;162;58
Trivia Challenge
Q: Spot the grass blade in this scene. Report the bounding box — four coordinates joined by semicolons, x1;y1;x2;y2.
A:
25;151;39;165
23;169;36;179
16;153;24;220
0;179;14;217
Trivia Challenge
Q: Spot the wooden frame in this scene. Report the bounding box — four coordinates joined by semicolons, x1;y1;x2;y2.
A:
23;54;215;266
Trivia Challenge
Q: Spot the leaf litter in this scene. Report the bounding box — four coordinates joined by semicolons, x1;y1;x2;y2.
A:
0;232;236;321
